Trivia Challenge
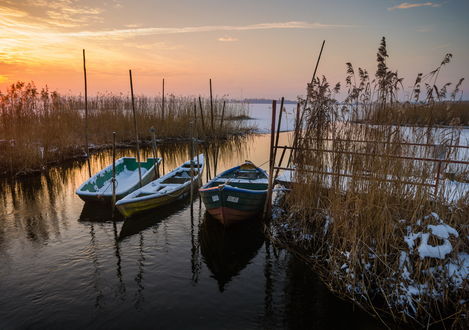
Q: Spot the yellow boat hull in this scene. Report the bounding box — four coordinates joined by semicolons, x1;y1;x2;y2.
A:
116;184;192;217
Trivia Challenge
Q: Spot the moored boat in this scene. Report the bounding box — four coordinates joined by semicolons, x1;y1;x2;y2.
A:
116;154;204;217
199;161;268;226
76;157;161;203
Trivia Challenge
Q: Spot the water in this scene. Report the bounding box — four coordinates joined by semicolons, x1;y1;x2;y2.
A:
0;133;380;329
244;102;298;133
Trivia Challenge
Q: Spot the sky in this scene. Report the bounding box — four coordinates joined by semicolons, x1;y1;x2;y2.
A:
0;0;468;99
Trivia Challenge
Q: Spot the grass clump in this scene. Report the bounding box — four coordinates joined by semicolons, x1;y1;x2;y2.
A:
0;82;251;175
271;37;468;328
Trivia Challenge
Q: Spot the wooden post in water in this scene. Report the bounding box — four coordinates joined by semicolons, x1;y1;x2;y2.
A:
209;79;214;132
287;103;302;168
82;49;91;178
190;121;195;210
274;146;287;179
213;100;226;176
198;96;206;136
162;78;165;121
129;69;143;187
112;132;117;216
150;127;159;179
263;100;277;219
273;97;284;162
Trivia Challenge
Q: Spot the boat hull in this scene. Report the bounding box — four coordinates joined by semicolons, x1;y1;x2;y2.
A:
76;157;160;203
117;184;193;217
200;185;266;226
115;154;204;217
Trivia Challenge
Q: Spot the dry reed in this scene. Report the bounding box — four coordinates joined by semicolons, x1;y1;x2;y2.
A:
0;82;251;175
272;37;468;328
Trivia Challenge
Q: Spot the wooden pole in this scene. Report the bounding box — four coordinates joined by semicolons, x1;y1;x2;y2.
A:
213;100;226;176
219;100;226;133
162;78;165;121
273;97;284;163
83;49;91;178
198;96;206;136
263;100;277;219
287;102;302;168
274;146;287;179
190;121;195;209
112;132;117;216
129;69;143;187
150;127;159;179
193;101;198;136
209;79;214;132
310;40;325;85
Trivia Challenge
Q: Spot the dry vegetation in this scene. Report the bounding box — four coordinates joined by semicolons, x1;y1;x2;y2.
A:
0;83;251;175
271;38;468;328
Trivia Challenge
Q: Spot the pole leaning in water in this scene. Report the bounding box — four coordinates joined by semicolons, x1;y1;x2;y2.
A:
263;99;277;219
129;69;143;187
112;132;117;216
150;127;159;179
82;49;91;178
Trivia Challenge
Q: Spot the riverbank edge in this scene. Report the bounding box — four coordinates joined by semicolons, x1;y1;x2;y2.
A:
0;129;254;178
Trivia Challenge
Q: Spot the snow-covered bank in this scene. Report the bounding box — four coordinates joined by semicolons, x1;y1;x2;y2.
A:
269;190;468;328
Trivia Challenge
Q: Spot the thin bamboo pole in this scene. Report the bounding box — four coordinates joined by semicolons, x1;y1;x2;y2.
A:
198;96;206;136
263;100;277;219
287;103;301;168
150;127;159;178
213;100;226;176
112;132;117;216
190;121;195;209
274;145;287;179
162;78;165;121
129;69;143;187
273;97;284;163
209;79;214;132
82;49;91;178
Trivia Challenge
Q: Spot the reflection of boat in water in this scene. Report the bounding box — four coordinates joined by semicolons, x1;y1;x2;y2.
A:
78;201;124;222
199;215;264;292
119;198;192;240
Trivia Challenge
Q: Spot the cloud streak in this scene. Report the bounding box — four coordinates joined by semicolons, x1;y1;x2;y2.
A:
388;2;441;10
64;21;351;39
218;36;238;42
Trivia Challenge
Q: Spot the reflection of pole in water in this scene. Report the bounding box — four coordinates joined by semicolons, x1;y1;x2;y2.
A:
90;224;104;308
190;209;201;284
264;239;273;319
134;232;145;308
112;220;126;299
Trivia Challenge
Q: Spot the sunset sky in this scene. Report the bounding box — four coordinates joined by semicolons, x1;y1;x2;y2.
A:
1;0;468;99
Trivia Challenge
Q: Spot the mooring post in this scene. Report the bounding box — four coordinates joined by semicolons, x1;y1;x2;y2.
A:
129;69;143;187
263;100;277;219
274;146;287;179
287;102;302;168
198;96;206;136
273;97;285;162
209;79;214;132
112;132;117;216
190;121;195;204
162;78;165;121
150;127;159;179
82;49;91;178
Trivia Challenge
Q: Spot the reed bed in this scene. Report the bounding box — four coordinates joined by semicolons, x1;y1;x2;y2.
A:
271;38;468;328
0;82;251;175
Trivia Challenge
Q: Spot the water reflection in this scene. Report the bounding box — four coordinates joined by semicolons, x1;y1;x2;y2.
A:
118;198;191;240
0;132;381;329
199;215;264;292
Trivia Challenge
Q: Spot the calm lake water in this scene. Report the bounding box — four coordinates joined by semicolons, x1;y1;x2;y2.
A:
0;132;381;329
